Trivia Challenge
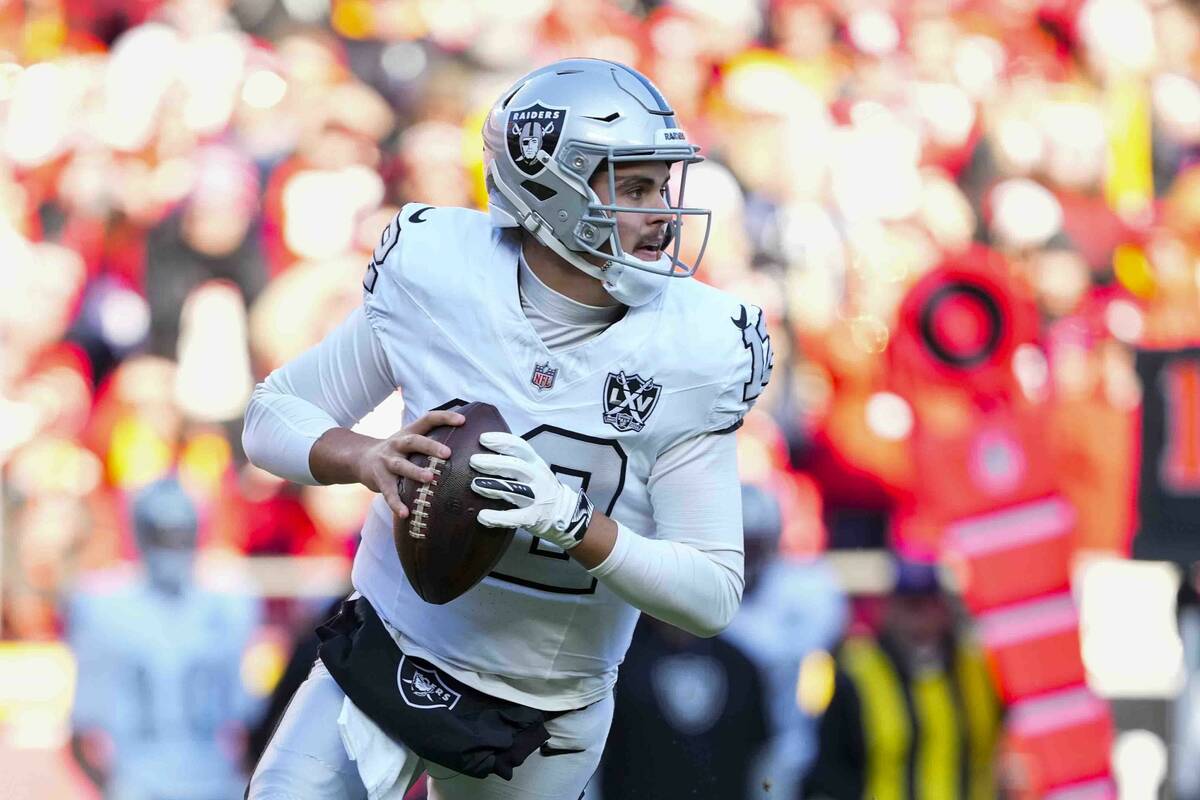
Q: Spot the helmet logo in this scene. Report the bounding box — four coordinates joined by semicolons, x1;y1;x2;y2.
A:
506;103;567;177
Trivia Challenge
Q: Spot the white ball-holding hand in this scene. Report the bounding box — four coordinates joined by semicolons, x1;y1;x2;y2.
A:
469;432;594;550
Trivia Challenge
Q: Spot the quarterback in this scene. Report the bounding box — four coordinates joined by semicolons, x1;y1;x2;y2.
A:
242;58;772;800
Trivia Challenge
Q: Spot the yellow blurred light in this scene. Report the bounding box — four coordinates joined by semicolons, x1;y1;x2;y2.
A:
1104;75;1154;215
241;637;288;697
331;0;376;40
1113;242;1155;298
464;105;490;211
721;50;810;115
107;417;173;489
243;70;287;110
797;649;836;715
180;431;233;493
22;17;67;62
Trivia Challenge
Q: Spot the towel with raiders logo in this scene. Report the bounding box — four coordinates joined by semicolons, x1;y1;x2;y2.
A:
316;596;571;780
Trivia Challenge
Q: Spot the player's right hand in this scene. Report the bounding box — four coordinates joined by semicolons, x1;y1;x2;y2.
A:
356;410;465;519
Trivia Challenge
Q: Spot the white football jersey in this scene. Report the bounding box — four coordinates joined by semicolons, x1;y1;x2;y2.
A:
352;204;772;710
68;574;261;799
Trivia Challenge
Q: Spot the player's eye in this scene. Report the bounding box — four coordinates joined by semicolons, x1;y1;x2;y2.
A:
627;187;644;201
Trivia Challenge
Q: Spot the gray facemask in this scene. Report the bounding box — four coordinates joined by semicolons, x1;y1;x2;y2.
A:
144;548;194;595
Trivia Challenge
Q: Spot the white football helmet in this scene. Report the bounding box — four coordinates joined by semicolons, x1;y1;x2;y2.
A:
131;477;198;595
482;58;711;306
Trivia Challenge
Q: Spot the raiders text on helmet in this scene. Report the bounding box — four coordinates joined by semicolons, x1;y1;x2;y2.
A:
482;59;712;304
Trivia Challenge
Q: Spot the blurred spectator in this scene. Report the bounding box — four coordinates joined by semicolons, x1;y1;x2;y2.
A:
723;483;848;798
65;478;261;799
596;614;770;800
244;593;344;772
143;145;265;359
803;558;1002;800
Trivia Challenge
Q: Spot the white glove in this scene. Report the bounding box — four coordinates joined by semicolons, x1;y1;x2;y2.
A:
469;432;594;550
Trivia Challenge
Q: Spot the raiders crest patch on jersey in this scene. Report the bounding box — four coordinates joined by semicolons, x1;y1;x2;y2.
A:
603;371;662;433
507;103;567;177
398;655;462;710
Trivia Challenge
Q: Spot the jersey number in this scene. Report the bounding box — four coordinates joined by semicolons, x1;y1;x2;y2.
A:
133;660;234;741
433;401;627;595
363;206;433;294
734;304;773;402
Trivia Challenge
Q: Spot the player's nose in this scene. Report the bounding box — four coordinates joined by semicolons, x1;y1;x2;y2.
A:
644;197;671;227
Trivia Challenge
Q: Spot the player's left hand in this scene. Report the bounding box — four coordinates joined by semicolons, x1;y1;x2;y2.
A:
469;432;594;550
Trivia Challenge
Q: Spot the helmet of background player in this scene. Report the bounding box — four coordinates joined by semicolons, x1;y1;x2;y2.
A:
131;477;198;596
482;58;712;307
741;483;783;596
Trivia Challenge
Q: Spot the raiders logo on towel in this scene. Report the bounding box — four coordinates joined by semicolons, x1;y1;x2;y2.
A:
398;655;462;711
507;103;567;177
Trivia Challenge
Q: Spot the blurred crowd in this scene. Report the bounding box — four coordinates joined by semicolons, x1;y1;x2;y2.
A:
3;0;1200;795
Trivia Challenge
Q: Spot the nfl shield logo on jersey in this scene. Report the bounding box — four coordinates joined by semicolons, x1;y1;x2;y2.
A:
398;656;462;711
603;371;662;433
531;362;557;391
507;103;567;177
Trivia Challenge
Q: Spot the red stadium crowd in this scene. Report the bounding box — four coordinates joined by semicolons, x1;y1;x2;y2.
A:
3;0;1200;794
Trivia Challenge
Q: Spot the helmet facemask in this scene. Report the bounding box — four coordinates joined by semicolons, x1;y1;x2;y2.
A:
575;148;711;278
490;145;711;283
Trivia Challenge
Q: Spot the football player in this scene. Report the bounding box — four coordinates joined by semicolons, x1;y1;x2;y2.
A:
722;484;848;798
67;477;260;800
242;58;773;800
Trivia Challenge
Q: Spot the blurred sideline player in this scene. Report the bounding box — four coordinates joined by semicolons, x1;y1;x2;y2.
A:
67;477;260;800
723;483;848;798
595;492;776;798
242;58;772;799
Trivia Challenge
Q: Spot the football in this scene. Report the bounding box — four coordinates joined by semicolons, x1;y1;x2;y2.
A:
393;402;515;604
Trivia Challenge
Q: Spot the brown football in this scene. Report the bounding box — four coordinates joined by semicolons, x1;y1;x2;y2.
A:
393;402;515;604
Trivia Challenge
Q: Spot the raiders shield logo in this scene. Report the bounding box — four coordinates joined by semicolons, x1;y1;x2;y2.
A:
603;371;662;433
507;103;567;177
397;656;462;711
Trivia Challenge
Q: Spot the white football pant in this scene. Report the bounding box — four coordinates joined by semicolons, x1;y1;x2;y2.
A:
247;660;611;800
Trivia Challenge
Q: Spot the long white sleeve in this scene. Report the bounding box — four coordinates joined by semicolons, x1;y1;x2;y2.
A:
587;431;744;638
242;307;397;484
